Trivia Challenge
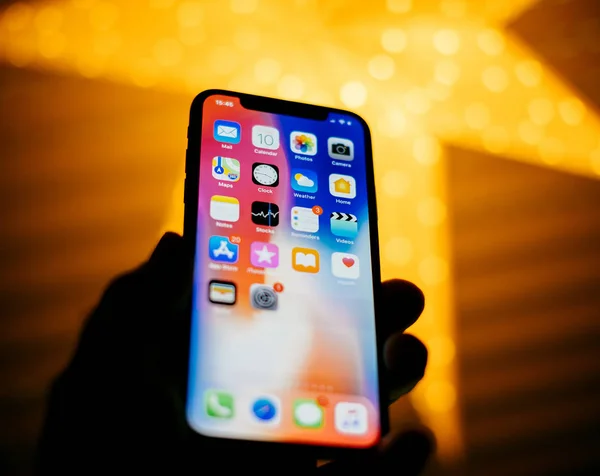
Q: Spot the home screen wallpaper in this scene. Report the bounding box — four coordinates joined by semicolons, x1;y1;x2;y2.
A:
186;93;381;448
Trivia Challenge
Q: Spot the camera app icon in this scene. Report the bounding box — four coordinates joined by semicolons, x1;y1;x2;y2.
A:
327;137;354;161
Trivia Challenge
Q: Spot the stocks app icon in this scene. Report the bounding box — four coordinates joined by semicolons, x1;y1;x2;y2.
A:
251;201;280;227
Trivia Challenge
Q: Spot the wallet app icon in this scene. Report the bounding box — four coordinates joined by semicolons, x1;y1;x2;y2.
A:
214;120;241;144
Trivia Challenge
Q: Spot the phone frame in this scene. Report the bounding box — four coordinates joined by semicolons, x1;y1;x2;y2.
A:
183;89;389;458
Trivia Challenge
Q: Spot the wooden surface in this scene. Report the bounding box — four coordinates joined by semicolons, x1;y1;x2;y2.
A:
447;147;600;475
0;65;190;474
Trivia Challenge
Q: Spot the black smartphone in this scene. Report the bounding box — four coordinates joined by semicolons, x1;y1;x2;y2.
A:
183;89;387;454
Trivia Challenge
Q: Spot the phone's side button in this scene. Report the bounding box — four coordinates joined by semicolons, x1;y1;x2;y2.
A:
185;149;188;174
183;177;187;203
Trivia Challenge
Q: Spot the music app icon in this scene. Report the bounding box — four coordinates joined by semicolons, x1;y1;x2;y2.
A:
334;402;368;435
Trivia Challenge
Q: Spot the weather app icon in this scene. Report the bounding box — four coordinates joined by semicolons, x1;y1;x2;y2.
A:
208;235;239;264
291;169;318;193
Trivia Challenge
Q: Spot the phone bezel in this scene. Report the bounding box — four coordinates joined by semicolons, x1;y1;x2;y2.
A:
183;89;389;458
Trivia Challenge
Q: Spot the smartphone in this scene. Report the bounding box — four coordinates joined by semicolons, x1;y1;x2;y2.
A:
183;90;387;454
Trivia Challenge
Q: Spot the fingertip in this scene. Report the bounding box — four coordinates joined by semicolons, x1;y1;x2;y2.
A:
382;279;425;320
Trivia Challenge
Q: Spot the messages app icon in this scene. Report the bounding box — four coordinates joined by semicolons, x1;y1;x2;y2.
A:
214;120;241;144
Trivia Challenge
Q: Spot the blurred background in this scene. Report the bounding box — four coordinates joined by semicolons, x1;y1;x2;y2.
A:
1;0;599;474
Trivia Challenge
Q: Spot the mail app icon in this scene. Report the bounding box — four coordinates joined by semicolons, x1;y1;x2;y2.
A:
214;120;241;144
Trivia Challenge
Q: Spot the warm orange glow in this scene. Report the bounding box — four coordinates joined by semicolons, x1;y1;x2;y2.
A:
3;0;600;463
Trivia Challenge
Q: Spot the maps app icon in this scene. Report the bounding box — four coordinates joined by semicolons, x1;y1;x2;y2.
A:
212;156;240;182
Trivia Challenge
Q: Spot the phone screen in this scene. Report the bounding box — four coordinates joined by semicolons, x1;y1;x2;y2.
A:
186;93;381;448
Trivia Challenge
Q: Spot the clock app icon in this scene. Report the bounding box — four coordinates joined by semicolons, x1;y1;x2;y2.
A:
252;163;279;187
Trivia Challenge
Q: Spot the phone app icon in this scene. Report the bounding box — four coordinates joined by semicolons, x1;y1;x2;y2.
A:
290;131;317;156
294;399;324;429
214;120;241;144
251;396;280;424
208;235;239;263
252;163;279;187
210;195;240;222
208;280;236;305
250;242;279;268
291;206;319;233
334;402;367;435
329;174;356;199
328;137;354;161
291;169;318;193
292;247;320;273
212;156;240;182
330;212;358;238
205;390;234;418
251;201;280;227
331;252;360;279
250;284;278;310
252;125;280;150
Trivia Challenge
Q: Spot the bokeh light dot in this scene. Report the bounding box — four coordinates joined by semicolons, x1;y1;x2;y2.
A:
419;256;448;285
538;137;565;164
440;0;467;18
254;58;281;84
405;88;430;114
278;74;304;100
482;65;509;92
176;1;204;27
340;81;367;108
89;1;120;31
434;58;461;85
230;0;259;14
433;29;460;56
482;126;510;153
425;380;456;412
528;98;555;126
518;120;544;145
386;0;412;14
208;46;238;75
428;335;456;367
465;102;491;130
384;236;413;266
381;28;407;53
413;135;441;165
149;0;176;8
378;110;407;137
417;197;447;226
34;5;63;31
558;97;586;126
38;31;66;59
233;28;260;50
381;170;410;197
515;60;542;87
477;28;505;56
368;54;395;80
93;31;121;56
153;38;183;67
179;25;205;46
2;2;34;32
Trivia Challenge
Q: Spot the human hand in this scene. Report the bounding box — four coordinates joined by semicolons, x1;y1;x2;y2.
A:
35;232;432;474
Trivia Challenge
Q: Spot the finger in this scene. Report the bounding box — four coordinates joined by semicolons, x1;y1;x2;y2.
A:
384;333;428;402
318;429;433;475
380;280;425;339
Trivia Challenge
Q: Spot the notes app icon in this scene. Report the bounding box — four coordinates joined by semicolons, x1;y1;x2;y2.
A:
292;247;320;273
210;195;240;222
